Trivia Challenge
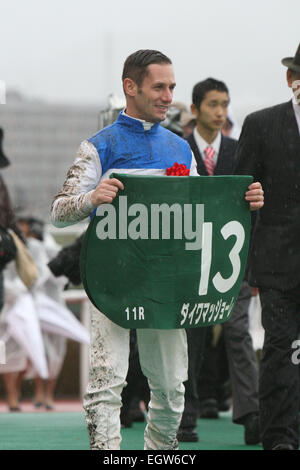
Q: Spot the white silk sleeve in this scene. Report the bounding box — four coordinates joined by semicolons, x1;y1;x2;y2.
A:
51;140;102;228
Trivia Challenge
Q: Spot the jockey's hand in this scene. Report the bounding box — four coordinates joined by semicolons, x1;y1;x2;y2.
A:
91;178;124;206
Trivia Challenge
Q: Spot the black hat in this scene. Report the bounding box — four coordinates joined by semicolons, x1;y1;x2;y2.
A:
281;43;300;73
0;128;10;168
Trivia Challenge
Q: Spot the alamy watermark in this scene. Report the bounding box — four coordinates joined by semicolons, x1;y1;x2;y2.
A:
0;80;6;104
96;196;204;250
291;340;300;365
292;80;300;105
0;340;6;364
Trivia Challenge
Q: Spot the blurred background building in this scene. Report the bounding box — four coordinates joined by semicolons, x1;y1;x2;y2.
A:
0;90;102;223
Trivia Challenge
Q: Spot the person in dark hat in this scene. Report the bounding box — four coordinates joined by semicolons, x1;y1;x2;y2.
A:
234;43;300;450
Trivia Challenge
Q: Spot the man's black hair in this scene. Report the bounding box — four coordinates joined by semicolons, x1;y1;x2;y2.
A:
192;78;229;109
122;49;172;88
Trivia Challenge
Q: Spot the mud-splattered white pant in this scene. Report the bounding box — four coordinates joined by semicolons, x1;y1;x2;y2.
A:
83;305;188;450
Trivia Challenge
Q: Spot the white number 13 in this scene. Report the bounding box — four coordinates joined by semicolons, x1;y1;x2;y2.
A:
198;221;245;295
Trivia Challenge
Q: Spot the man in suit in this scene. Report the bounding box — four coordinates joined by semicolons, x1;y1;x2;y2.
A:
234;44;300;450
177;78;260;445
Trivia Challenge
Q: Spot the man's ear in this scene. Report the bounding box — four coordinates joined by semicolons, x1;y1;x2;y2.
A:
191;103;199;118
123;78;138;97
287;69;293;88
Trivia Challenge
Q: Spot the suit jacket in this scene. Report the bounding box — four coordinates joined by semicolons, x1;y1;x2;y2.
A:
187;132;237;176
234;100;300;290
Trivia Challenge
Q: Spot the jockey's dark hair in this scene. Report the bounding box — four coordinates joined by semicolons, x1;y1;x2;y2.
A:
122;49;172;90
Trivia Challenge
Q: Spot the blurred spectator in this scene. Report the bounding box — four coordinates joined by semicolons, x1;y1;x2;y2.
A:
17;216;89;409
0;128;22;311
0;215;89;411
173;101;196;137
0;128;28;411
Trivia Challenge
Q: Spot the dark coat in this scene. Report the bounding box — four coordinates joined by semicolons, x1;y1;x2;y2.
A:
0;174;21;310
233;100;300;290
187;132;238;176
0;175;19;230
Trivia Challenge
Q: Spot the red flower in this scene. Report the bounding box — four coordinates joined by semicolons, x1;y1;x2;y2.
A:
166;162;190;176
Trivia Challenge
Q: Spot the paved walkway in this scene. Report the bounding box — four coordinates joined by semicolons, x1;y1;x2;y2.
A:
0;399;84;413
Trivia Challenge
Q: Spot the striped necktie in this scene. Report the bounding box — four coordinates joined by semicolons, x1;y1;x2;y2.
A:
204;146;215;175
